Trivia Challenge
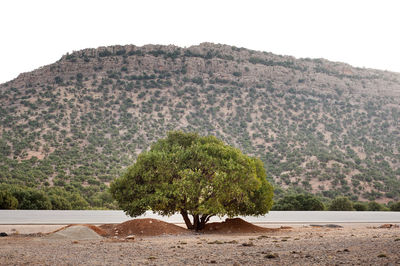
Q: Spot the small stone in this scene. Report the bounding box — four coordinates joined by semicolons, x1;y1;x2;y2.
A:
125;235;135;240
208;240;223;244
378;224;392;229
242;242;254;247
280;226;292;229
264;253;278;259
325;224;343;228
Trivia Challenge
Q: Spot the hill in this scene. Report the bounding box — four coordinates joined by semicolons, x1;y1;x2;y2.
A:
0;43;399;207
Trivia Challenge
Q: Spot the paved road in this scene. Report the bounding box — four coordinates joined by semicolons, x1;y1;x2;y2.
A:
1;210;399;224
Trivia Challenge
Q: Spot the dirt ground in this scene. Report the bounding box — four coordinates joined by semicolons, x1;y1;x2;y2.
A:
1;222;399;265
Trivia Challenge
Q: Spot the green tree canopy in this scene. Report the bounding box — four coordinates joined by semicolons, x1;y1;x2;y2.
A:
272;193;325;211
11;187;52;210
353;202;368;211
367;201;384;211
0;190;18;209
390;201;400;211
0;184;90;210
110;131;274;230
328;196;354;211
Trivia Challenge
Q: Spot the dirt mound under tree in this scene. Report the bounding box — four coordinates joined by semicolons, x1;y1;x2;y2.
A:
45;218;284;239
202;218;281;234
99;218;190;237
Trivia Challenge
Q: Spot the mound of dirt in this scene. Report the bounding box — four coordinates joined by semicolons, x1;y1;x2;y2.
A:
99;218;189;237
202;218;279;234
45;225;104;240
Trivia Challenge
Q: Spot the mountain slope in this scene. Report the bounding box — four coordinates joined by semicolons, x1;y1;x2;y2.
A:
0;43;399;206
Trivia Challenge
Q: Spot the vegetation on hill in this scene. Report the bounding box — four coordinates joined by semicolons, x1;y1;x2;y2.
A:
0;43;399;209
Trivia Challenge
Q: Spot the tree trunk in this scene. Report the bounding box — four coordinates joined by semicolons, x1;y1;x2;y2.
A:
181;211;213;231
193;214;200;230
180;210;193;230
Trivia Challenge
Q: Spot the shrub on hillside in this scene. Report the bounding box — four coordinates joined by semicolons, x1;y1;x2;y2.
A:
273;193;325;211
328;196;354;211
353;202;368;211
390;202;400;211
0;190;18;209
367;201;384;211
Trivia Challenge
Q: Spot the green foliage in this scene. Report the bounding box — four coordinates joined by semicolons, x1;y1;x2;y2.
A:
390;202;400;211
353;202;368;211
0;184;91;210
367;201;384;211
328;196;354;211
111;131;273;230
11;186;52;210
54;76;63;84
46;187;90;210
98;49;112;57
272;193;325;211
67;192;90;210
0;190;18;209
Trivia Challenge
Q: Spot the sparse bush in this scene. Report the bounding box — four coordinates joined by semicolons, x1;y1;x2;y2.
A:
54;76;63;84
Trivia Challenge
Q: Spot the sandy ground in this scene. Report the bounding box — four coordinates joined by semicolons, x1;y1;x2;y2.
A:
1;223;399;265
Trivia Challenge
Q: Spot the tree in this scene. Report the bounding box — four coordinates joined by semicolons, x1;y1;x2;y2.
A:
272;193;325;211
353;202;368;211
49;194;72;210
0;190;18;209
46;187;89;210
390;201;400;211
12;187;52;210
328;196;354;211
111;131;274;230
367;201;383;211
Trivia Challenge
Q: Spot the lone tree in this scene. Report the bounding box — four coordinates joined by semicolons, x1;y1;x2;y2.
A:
110;131;273;230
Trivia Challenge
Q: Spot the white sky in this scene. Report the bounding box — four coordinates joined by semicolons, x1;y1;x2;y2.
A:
1;0;400;84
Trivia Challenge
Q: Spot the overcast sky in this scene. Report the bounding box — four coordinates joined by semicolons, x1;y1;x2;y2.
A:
1;0;399;84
